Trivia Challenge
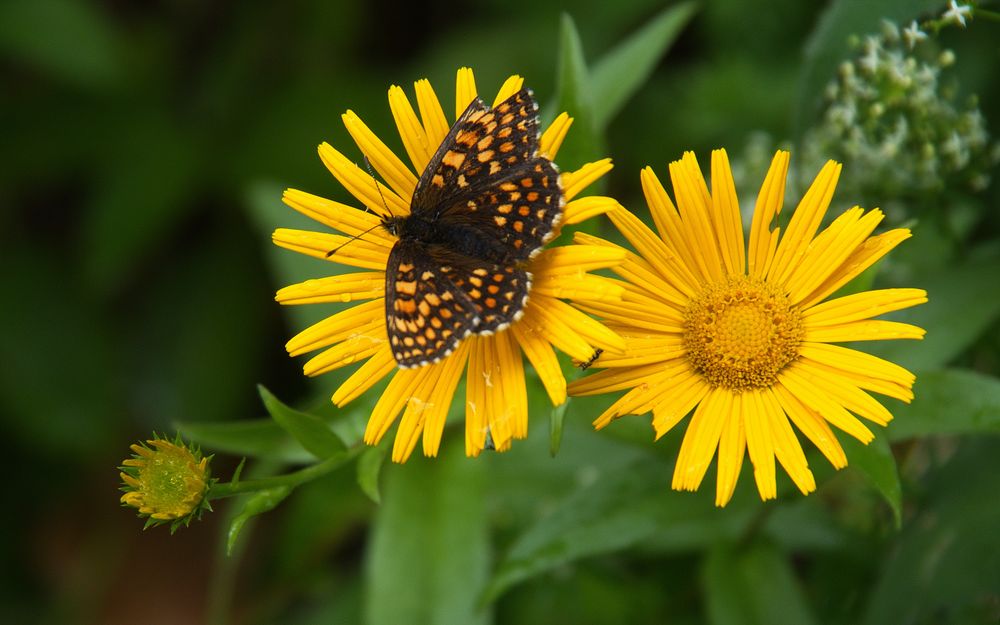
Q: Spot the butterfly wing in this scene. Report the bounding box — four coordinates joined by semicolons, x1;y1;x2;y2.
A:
384;240;481;368
445;256;532;334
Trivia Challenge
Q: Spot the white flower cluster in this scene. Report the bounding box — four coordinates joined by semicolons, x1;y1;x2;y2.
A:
800;19;997;214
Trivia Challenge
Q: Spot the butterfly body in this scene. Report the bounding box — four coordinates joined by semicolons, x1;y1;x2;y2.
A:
382;88;564;368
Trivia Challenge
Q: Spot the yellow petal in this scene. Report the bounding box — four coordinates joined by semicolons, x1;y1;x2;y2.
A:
332;346;397;406
540;112;573;159
415;78;450;149
562;158;613;201
803;288;928;325
285;299;383;356
710;149;746;275
388;85;432;175
365;367;424;445
492;74;524;106
777;366;874;444
743;389;778;501
673;388;729;492
422;342;470;457
272;228;390;270
760;388;815;496
748;151;790;278
669;151;725;283
303;332;385;377
342;110;418;200
768;160;842;287
282;188;395;245
276;272;384;306
772;383;847;468
512;320;566;405
798;342;916;387
564;196;621;225
318;142;409;217
715;394;746;507
804;320;926;343
455;67;478;120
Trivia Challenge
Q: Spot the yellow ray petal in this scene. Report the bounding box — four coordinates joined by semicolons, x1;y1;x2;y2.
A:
768;160;841;287
342;110;418;201
539;112;573;159
533;274;625;303
318;142;409;217
710;149;747;275
414;78;450;149
569;361;668;396
744;389;778;500
794;360;895;425
803;288;928;325
465;336;489;456
455;67;478;120
786;208;884;304
575;299;685;334
276;272;384;306
673;388;729;492
332;346;397;406
797;358;914;403
563;196;621;225
670;151;725;283
760;388;815;496
492;74;524;106
652;374;710;438
534;295;625;354
365;367;424;445
282;188;395;245
512;320;566;405
496;330;529;439
798;229;913;309
572;232;691;306
303;333;384;377
715;394;746;507
804;320;926;343
748;151;789;278
388;85;432;175
798;342;916;387
272;228;390;270
482;338;514;451
392;365;443;462
777;366;874;444
535;244;627;275
563;158;613;201
525;295;607;361
285;299;383;356
422;342;470;457
593;333;685;367
607;205;690;289
640;167;702;284
772;383;847;468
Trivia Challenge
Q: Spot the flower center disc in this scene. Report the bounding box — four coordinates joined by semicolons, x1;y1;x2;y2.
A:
683;276;803;392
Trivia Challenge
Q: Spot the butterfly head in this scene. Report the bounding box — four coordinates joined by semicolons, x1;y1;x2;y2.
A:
380;214;407;238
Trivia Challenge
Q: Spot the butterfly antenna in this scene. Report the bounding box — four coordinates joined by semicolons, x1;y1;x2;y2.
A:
324;155;395;258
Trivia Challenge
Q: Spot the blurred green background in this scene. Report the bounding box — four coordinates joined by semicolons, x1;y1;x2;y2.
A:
3;0;1000;624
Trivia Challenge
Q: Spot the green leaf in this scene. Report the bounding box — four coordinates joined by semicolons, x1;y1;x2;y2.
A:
552;13;602;172
843;431;902;527
357;444;387;504
590;2;697;129
887;369;1000;440
794;0;945;137
258;385;347;459
868;251;1000;370
227;486;292;555
0;0;121;89
366;446;490;625
484;456;750;602
703;541;819;625
862;439;1000;625
549;398;570;457
176;418;315;463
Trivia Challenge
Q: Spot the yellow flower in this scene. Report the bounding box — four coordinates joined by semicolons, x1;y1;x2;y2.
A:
120;435;213;530
568;150;927;506
274;68;625;461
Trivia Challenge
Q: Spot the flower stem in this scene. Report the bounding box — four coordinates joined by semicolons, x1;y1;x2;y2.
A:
207;447;362;500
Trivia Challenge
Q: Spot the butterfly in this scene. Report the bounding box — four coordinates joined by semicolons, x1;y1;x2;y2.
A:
380;88;564;368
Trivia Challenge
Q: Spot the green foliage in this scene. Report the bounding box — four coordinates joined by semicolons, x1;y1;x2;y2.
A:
259;384;347;459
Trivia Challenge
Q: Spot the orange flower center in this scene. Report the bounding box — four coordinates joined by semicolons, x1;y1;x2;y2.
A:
683;276;803;392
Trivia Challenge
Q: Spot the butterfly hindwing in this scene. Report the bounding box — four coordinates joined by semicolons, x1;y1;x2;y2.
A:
384;241;480;368
446;258;531;333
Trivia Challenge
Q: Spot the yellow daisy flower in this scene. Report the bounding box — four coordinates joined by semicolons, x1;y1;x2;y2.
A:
568;149;927;506
274;68;625;462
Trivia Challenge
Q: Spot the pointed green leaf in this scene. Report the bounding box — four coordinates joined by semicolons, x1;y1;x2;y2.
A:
843;431;902;527
591;2;697;129
259;385;346;459
367;447;490;625
549;398;571;457
227;486;292;555
357;444;388;504
176;418;315;463
703;541;819;625
887;368;1000;440
552;13;602;172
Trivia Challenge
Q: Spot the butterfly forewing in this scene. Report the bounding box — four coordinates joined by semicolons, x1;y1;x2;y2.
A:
384;242;480;367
